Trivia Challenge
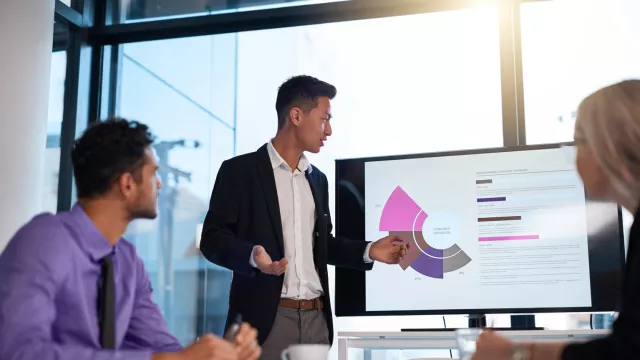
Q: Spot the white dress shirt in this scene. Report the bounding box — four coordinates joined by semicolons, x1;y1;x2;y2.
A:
251;140;373;300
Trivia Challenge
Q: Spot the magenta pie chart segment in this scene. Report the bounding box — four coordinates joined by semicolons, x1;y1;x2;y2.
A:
379;186;472;279
379;186;427;231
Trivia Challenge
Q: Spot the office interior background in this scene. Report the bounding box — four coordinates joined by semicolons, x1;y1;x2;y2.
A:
7;0;640;358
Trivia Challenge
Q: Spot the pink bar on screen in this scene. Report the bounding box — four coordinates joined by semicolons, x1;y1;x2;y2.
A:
478;235;539;241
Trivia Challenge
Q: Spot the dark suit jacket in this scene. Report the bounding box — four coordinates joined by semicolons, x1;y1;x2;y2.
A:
562;205;640;359
199;144;373;345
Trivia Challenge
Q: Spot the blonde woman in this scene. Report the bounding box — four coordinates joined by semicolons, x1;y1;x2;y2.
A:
472;79;640;360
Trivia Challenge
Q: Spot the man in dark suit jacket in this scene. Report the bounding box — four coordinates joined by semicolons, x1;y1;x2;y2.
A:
199;75;408;360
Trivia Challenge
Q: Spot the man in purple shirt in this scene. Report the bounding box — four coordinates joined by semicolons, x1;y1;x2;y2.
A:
0;119;261;360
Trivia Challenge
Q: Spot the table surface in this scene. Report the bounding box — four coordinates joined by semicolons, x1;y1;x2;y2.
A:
338;329;609;339
335;330;610;360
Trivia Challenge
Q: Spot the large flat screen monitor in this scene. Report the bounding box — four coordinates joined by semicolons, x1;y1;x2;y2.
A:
334;144;625;317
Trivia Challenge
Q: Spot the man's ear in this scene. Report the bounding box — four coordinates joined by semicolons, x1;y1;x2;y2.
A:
117;173;136;197
289;107;302;127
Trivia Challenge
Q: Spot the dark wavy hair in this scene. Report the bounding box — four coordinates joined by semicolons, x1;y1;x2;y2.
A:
71;118;156;198
275;75;337;130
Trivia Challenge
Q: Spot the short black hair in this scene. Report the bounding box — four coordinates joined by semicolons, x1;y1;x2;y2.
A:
71;118;156;198
275;75;337;130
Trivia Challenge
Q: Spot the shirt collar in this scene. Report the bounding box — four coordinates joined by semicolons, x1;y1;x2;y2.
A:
69;204;116;261
267;139;312;174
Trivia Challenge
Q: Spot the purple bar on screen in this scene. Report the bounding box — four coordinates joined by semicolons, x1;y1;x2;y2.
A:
477;197;506;202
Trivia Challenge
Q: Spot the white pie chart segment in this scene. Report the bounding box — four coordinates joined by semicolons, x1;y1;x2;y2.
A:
421;211;461;250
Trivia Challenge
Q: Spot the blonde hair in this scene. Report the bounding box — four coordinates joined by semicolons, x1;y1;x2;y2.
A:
575;79;640;202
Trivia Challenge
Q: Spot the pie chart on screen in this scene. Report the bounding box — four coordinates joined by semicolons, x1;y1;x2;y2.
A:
379;186;472;279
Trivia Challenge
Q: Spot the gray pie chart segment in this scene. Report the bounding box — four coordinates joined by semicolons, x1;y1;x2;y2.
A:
443;244;461;257
443;248;472;273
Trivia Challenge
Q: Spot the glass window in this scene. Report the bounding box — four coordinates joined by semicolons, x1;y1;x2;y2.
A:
520;0;637;330
117;33;238;344
120;0;346;23
521;0;640;145
58;0;84;11
44;51;67;213
115;5;503;356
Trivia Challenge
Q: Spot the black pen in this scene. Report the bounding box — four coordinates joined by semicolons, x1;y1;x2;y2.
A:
224;314;243;342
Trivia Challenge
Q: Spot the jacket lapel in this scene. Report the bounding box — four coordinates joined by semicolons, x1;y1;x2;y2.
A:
305;167;328;267
305;168;322;219
256;145;285;252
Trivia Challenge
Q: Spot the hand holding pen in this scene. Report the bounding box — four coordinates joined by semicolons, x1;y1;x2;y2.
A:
225;315;261;360
152;333;237;360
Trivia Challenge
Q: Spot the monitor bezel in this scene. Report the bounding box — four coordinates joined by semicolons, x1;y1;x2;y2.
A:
334;142;626;317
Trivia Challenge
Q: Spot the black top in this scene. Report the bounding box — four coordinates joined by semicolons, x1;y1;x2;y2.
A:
562;206;640;359
199;144;373;345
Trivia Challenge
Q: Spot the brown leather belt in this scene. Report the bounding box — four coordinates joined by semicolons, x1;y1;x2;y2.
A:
279;297;324;310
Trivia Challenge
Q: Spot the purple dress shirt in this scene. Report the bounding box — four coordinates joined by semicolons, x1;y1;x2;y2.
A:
0;204;183;360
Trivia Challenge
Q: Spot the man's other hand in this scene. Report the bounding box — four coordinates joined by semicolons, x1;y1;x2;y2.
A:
369;235;409;264
252;245;288;275
471;331;514;360
234;323;261;360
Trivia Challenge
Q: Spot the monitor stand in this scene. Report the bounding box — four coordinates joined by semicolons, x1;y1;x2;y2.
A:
469;314;543;330
400;314;544;332
468;313;487;328
509;315;544;330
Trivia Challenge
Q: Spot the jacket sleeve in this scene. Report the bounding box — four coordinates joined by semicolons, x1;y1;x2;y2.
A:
562;215;640;360
561;315;640;360
200;160;257;277
321;173;373;271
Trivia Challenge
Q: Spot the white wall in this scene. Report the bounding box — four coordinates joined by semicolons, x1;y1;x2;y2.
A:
0;0;54;251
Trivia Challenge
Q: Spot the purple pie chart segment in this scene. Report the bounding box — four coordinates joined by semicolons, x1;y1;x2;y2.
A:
411;251;444;279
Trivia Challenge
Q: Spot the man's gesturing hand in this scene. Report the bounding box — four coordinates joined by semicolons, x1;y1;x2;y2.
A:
252;245;288;275
369;235;410;264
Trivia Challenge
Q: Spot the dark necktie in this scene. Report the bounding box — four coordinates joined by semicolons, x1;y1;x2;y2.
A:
97;255;116;349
